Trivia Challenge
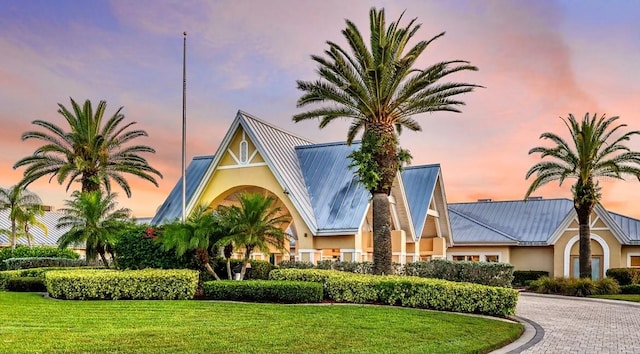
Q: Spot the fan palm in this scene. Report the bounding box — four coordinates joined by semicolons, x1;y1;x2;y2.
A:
293;8;479;274
57;190;131;268
14;98;162;197
160;205;231;280
0;185;45;249
525;113;640;278
217;193;290;280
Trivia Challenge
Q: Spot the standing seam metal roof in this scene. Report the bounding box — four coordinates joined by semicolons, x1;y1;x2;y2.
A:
0;210;72;247
401;165;440;239
608;211;640;242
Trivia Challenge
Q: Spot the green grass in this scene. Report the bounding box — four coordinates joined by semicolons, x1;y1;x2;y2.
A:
0;292;522;353
590;294;640;303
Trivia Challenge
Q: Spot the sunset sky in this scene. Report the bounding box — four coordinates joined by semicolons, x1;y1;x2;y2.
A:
1;0;640;219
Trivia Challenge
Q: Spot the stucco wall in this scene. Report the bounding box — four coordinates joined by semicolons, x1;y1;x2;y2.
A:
510;247;554;275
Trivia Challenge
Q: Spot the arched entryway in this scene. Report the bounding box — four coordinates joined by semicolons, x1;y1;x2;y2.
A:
563;234;610;279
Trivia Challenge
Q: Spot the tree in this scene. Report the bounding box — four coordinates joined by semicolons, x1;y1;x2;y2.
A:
16;204;49;248
0;185;45;249
217;193;290;280
525;113;640;278
160;205;230;280
293;8;479;274
14;98;162;197
57;190;131;268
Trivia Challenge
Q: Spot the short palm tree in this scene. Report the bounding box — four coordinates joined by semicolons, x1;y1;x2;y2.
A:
14;98;162;197
160;205;230;280
293;8;479;274
57;190;131;268
0;185;45;249
16;205;49;248
525;113;640;278
217;193;290;280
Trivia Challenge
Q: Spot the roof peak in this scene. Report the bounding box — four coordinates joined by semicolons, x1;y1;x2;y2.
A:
236;110;315;144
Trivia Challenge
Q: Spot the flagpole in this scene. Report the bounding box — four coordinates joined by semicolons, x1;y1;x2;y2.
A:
181;31;187;223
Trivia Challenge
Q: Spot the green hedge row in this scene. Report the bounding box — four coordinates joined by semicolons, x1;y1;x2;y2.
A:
203;280;323;303
269;269;518;316
527;276;620;297
0;267;96;289
3;257;87;270
45;269;199;300
0;246;79;270
512;270;549;287
404;259;514;288
7;277;47;292
606;268;640;286
620;284;640;294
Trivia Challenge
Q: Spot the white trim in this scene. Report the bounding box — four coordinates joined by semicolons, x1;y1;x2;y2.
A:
389;195;401;231
567;227;611;231
547;212;577;245
563;234;610;277
217;162;268;170
226;148;241;164
248;149;259;163
627;253;640;267
358;202;372;232
395;172;417;241
590;215;601;228
392;251;407;264
446;251;503;262
427;209;439;217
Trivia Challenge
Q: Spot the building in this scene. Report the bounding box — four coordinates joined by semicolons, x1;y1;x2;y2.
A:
152;111;640;279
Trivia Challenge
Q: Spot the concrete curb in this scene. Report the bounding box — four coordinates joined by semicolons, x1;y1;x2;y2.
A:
490;315;544;354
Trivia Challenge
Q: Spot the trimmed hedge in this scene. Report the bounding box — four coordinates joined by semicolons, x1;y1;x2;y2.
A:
620;284;640;294
113;226;194;270
0;246;79;270
203;280;323;303
7;277;46;292
3;257;87;270
404;259;514;288
605;268;640;286
527;276;620;297
277;260;315;269
512;270;549;287
0;267;95;289
269;269;518;316
45;269;199;300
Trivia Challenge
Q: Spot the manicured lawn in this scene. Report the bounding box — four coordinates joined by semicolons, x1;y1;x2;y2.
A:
0;292;522;353
590;294;640;303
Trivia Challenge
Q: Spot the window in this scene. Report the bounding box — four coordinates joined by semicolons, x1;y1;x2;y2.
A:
571;256;603;280
485;255;499;263
239;140;248;164
631;256;640;267
452;255;480;262
451;254;499;262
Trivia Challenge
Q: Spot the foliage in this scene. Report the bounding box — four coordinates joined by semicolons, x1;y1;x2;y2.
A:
44;269;198;300
528;276;620;297
269;269;518;316
113;225;193;270
57;190;131;268
404;259;514;287
525;113;640;278
293;8;479;276
620;284;640;294
277;260;315;269
0;245;79;271
0;292;523;354
202;280;323;303
512;270;550;287
605;268;640;286
14;98;162;197
3;257;86;270
0;266;97;289
211;258;275;280
0;185;46;249
217;193;290;280
6;276;46;292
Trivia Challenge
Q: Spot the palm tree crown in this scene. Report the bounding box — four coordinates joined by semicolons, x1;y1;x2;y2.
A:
0;185;45;249
57;190;131;268
14;98;162;197
525;113;640;278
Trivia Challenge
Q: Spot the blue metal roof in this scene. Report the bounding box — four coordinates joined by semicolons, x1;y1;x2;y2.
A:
448;198;574;244
608;211;640;242
448;208;518;244
151;155;213;225
0;210;72;247
296;142;370;233
401;165;440;239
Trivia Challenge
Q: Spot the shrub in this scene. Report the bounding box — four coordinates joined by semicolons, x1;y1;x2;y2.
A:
605;268;640;286
277;260;315;269
0;246;79;270
512;270;549;287
203;280;322;303
528;276;619;297
404;259;514;287
595;278;620;295
7;277;46;292
3;257;87;270
45;269;199;300
112;225;194;270
269;269;518;316
210;259;276;280
1;267;99;289
621;284;640;294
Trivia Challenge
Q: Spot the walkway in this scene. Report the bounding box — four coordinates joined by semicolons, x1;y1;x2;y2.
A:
498;293;640;353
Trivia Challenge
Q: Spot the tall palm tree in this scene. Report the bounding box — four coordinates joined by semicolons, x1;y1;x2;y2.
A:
0;185;45;249
217;193;290;280
57;190;131;268
293;8;479;274
525;113;640;278
14;98;162;197
160;205;229;280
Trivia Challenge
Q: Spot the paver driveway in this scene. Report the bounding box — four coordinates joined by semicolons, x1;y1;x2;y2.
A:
511;293;640;353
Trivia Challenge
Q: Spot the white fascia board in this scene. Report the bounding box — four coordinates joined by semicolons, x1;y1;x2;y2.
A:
395;171;417;242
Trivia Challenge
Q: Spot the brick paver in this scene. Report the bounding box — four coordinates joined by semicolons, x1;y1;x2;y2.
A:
515;293;640;353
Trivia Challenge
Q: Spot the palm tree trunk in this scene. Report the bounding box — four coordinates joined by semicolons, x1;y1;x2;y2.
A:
204;262;222;281
196;249;221;280
10;220;16;250
239;245;253;280
99;251;110;269
224;244;234;279
372;192;393;274
576;205;592;278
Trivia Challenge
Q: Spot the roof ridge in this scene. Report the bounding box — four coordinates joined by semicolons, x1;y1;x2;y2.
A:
295;140;362;150
237;110;316;144
449;197;572;205
403;164;441;170
193;155;215;160
448;208;519;242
